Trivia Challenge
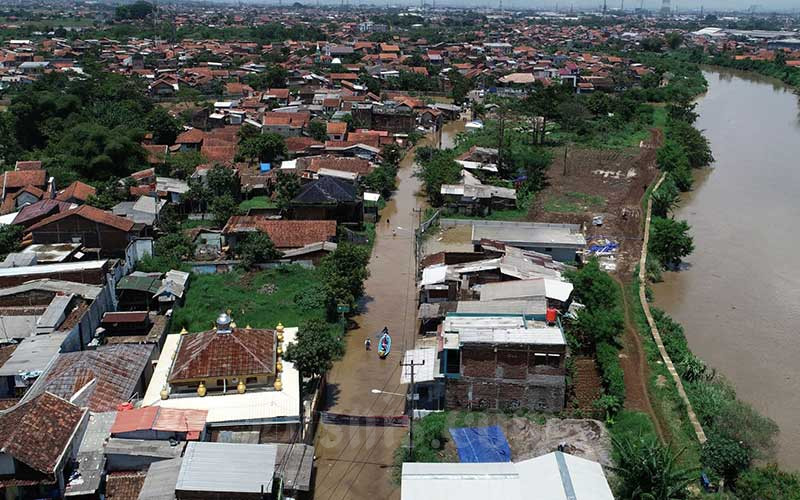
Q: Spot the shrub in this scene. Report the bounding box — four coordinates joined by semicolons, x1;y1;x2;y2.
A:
596;341;626;405
702;433;752;485
735;465;800;500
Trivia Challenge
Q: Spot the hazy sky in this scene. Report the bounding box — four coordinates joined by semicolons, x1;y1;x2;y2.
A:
393;0;800;11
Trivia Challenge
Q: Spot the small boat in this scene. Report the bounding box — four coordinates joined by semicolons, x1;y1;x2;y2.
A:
378;329;391;359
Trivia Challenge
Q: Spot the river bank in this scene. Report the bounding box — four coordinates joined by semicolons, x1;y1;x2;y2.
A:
652;67;800;471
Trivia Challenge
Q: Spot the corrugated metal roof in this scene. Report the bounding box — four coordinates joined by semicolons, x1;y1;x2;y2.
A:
400;349;437;384
458;328;565;346
65;411;116;497
176;442;276;494
102;311;149;324
105;438;185;459
401;452;613;500
0;332;67;376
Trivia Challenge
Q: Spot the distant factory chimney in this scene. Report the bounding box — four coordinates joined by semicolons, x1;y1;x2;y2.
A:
661;0;671;15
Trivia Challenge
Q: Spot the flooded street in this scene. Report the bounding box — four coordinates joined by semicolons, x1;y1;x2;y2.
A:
653;69;800;469
312;118;465;499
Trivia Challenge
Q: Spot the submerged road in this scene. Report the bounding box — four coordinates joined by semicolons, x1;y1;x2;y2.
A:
312;119;465;500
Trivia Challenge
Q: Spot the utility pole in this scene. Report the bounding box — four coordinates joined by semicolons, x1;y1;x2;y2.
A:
400;358;425;461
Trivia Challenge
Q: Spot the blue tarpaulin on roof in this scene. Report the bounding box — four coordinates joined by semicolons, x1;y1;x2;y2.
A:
449;426;512;463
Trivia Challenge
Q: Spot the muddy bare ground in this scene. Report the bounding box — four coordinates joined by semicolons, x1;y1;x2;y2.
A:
528;129;663;274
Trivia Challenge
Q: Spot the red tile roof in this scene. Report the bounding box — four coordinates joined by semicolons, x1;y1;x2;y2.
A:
3;170;47;189
306;156;373;175
0;393;85;475
285;136;323;153
111;407;207;439
222;217;336;248
105;471;146;500
14;160;42;171
27;204;135;233
56;181;96;203
326;121;347;135
175;128;205;145
169;328;276;382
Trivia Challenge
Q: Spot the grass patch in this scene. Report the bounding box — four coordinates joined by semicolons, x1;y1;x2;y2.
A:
180;218;216;230
172;265;330;333
239;196;276;212
544;191;606;213
610;410;658;442
628;277;702;468
439;207;528;221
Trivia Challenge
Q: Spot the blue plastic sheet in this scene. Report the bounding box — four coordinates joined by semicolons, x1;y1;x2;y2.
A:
449;426;512;463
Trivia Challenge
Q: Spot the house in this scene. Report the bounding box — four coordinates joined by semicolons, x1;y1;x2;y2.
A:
11;199;74;228
400;452;613;500
290;175;363;225
26;205;140;258
470;221;586;262
1;169;47;199
262;112;311;137
173;442;278;499
110;407;208;441
326;121;347;141
175;129;205;152
21;343;156;412
115;272;162;311
222;217;337;252
142;318;302;442
440;312;567;413
55;181;95;205
0;393;88;498
441;180;516;216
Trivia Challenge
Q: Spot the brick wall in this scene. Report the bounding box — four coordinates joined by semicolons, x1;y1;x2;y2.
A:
447;343;567;413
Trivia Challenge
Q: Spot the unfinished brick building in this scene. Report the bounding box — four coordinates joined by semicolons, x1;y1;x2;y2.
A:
440;316;567;413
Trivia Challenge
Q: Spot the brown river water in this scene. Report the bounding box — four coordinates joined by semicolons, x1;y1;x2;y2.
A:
653;68;800;469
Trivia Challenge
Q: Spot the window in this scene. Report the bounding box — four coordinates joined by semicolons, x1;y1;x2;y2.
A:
216;379;224;387
547;354;561;368
534;353;548;366
246;377;257;384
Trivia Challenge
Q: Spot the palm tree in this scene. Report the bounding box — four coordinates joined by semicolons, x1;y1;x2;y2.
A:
610;435;699;500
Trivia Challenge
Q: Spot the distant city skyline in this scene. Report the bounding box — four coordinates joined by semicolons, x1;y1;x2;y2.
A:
267;0;800;12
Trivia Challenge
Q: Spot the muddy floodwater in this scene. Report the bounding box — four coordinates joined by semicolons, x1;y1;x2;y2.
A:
653;69;800;469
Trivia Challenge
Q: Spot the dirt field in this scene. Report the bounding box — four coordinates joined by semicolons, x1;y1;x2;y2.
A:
528;129;663;274
440;413;612;467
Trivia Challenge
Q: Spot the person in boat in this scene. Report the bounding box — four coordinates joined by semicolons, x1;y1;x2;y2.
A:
365;338;371;351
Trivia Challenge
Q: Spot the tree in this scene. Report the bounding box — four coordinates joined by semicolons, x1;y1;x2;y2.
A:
651;179;680;217
275;171;301;211
154;232;194;266
284;319;345;378
238;132;287;164
318;243;370;315
186;177;211;214
666;97;698;124
115;1;154;19
774;50;787;67
611;435;698;500
381;143;403;167
237;123;261;143
575;307;623;346
666;32;683;50
702;434;752;485
164;151;205;180
415;150;461;206
211;194;238;227
206;165;238;198
449;71;471;105
86;178;129;210
48;122;145;181
667;120;714;168
307;120;328;142
565;258;618;312
649;217;694;268
237;232;282;268
145;107;182;145
0;225;23;257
